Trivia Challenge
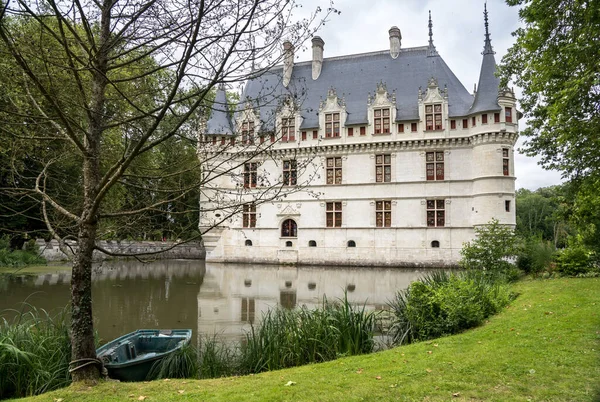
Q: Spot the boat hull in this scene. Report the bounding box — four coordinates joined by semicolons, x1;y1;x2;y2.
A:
96;329;192;382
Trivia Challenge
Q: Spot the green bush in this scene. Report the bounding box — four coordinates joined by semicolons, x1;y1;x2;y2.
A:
388;271;514;345
460;219;517;280
555;245;595;276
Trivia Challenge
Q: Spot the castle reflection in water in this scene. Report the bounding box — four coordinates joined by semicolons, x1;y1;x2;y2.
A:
1;260;431;345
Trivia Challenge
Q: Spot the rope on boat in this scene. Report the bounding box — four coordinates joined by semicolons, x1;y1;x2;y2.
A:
68;358;107;377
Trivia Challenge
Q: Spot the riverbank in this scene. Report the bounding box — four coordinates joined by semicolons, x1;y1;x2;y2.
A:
18;277;600;401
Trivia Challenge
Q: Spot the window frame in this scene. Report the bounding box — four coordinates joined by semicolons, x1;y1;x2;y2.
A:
502;148;510;176
376;200;392;228
281;219;297;238
426;199;445;227
325;112;340;138
375;154;392;183
241;120;255;144
326;157;342;185
425;104;443;131
242;203;256;228
283;159;297;186
244;162;258;188
374;108;390;134
281;117;295;142
326;201;342;227
426;151;445;181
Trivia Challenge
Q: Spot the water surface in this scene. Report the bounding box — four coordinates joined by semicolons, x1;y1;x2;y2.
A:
0;260;430;346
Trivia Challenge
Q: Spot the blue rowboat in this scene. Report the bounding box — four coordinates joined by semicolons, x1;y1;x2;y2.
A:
96;329;192;382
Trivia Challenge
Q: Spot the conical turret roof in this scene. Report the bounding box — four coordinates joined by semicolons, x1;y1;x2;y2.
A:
469;4;501;114
205;84;233;135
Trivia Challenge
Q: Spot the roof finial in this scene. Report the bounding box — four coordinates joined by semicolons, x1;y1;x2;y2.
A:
483;3;495;55
427;10;438;57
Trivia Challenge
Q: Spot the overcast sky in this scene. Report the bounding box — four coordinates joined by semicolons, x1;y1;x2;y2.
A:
288;0;563;190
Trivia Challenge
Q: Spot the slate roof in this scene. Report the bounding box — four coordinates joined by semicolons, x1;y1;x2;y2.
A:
238;46;479;131
205;84;233;135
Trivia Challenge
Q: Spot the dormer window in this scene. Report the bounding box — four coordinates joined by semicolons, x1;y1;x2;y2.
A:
425;104;442;130
325;113;340;138
374;108;390;134
282;117;295;142
241;120;255;144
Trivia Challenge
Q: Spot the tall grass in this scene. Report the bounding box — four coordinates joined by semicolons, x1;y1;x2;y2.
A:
238;293;376;374
0;305;71;399
147;343;198;380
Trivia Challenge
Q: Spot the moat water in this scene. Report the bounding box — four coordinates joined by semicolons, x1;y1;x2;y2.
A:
0;260;431;346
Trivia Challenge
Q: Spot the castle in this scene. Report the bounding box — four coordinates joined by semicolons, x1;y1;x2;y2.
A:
198;7;517;267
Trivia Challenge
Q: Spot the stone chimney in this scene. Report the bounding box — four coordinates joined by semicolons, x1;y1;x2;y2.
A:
389;26;401;59
283;40;294;87
311;36;324;80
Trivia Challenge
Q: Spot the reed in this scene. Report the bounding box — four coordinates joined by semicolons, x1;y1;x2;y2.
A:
197;334;236;379
239;294;376;374
147;343;198;380
0;305;71;399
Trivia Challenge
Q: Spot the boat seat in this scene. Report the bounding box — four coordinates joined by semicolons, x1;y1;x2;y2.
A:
127;341;137;359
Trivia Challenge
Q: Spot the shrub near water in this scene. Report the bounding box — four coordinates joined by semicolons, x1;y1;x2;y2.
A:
0;306;71;399
389;271;514;345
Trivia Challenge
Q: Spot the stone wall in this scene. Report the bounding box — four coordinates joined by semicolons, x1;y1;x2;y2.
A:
35;238;205;262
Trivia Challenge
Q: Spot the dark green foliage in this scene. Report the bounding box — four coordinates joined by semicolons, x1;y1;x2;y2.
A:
0;235;45;268
388;271;514;345
0;306;71;399
147;343;199;380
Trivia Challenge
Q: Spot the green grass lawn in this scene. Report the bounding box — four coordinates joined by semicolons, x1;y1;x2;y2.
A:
19;277;600;402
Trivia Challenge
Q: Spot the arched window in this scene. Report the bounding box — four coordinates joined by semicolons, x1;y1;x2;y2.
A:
245;239;253;246
431;240;440;248
347;240;356;247
308;240;317;247
281;219;297;238
285;241;293;247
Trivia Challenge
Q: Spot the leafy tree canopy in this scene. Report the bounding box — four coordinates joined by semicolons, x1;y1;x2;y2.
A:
499;0;600;179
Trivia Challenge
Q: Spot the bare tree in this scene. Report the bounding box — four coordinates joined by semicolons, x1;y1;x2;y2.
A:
0;0;333;382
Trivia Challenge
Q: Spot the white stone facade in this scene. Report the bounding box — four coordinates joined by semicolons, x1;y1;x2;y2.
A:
199;13;517;267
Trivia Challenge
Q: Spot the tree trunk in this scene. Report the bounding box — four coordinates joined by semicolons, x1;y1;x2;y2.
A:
70;221;100;381
69;0;111;382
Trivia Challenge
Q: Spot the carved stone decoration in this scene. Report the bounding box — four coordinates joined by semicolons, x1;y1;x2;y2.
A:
319;87;345;113
277;204;300;216
371;81;395;107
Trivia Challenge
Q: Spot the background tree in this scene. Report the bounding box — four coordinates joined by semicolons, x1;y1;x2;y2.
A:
0;0;333;382
499;0;600;179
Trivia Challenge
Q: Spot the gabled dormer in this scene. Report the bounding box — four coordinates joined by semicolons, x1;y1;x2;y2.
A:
419;77;448;132
319;87;346;139
367;82;396;135
276;95;302;143
235;98;261;145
